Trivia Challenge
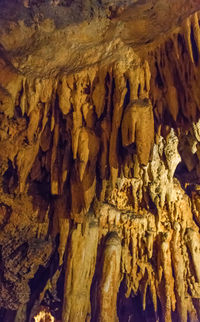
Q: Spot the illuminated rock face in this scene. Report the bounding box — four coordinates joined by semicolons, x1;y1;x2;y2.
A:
1;1;200;322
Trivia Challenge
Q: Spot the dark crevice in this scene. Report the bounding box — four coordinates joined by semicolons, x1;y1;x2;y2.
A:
190;26;199;66
110;76;115;123
26;237;59;322
117;278;161;322
137;83;141;97
124;78;130;108
155;62;164;89
165;38;173;60
97;71;111;121
174;160;200;195
177;33;186;56
0;309;16;322
3;160;18;194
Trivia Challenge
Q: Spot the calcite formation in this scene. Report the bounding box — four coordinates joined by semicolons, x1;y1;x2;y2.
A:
1;1;200;321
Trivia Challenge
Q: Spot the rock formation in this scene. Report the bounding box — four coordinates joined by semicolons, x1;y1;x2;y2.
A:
1;0;200;321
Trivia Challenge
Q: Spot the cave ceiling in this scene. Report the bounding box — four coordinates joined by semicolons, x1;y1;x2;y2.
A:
0;0;200;76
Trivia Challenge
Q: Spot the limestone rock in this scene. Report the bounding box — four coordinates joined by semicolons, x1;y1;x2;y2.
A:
1;1;200;322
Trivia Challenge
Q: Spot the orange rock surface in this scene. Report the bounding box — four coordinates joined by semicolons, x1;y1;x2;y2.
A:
1;1;200;322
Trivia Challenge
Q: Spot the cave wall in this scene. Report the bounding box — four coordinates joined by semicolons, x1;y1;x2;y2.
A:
1;2;200;322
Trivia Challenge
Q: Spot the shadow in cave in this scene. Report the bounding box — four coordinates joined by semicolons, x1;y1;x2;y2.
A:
117;279;162;322
0;309;16;322
3;160;18;194
26;236;62;322
174;161;200;196
190;25;199;66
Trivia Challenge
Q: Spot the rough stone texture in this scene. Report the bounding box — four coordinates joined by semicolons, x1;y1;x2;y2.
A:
0;0;200;77
1;1;200;322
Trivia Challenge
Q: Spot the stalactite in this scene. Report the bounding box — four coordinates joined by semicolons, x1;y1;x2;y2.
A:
51;108;60;195
184;17;194;64
121;98;154;165
109;63;127;188
57;75;72;115
192;12;200;62
92;68;107;119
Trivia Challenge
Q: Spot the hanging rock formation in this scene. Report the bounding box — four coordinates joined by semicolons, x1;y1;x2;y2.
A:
1;1;200;321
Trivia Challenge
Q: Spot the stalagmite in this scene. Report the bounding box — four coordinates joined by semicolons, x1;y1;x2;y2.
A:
171;223;187;322
97;232;121;322
185;228;200;283
62;216;98;322
160;231;176;322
